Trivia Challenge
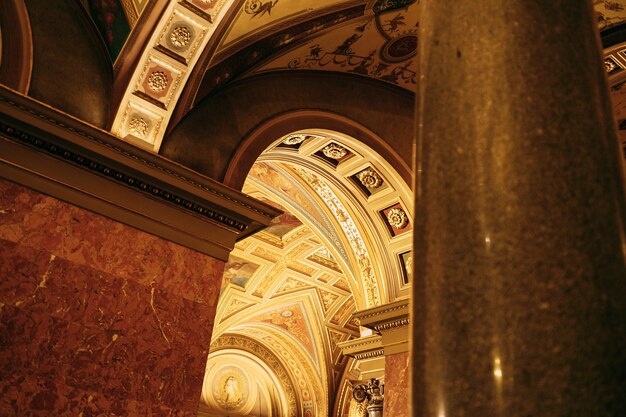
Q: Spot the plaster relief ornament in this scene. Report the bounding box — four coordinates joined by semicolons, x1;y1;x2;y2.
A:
322;143;348;160
605;59;617;72
223;376;242;406
147;71;168;92
404;254;412;274
387;207;408;229
214;369;248;410
284;134;307;145
169;26;192;49
129;117;149;137
357;169;383;189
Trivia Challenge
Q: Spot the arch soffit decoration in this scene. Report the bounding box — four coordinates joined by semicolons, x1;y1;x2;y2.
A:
223;109;412;190
104;1;621;155
210;327;325;417
231;116;414;304
209;122;413;417
108;0;418;152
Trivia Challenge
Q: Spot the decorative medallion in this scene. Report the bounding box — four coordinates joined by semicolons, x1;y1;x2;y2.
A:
284;134;307;145
128;117;149;137
357;169;383;189
605;58;617;73
147;71;168;92
381;34;418;63
212;366;249;410
169;26;192;49
386;207;408;229
322;143;348;160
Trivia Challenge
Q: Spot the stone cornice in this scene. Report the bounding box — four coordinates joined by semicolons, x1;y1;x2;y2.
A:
337;334;383;358
354;298;410;332
0;86;282;260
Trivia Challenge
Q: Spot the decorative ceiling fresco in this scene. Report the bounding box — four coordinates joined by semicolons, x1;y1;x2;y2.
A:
109;0;626;151
198;0;418;102
213;0;362;59
595;0;626;31
199;130;413;417
244;2;419;91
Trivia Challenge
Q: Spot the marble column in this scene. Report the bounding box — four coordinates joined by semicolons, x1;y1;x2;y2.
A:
412;2;626;417
383;352;409;417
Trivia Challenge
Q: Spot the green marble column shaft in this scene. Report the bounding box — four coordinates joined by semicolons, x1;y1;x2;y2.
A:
412;1;626;416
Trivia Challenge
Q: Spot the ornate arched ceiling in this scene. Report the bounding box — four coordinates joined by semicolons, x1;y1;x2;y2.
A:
200;130;412;417
95;0;626;151
6;2;626;417
108;0;422;149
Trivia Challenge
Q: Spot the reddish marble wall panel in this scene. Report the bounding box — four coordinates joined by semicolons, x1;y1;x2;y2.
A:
384;352;409;417
0;179;225;416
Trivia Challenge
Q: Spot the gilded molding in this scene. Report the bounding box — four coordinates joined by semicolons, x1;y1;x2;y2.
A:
353;349;385;360
1;120;249;231
354;298;409;322
337;334;383;357
373;317;409;332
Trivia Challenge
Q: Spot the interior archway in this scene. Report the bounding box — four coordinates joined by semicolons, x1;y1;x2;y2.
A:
199;126;413;417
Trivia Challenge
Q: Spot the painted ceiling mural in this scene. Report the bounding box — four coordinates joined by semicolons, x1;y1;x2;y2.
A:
246;2;419;91
595;0;626;30
213;0;362;58
108;0;626;150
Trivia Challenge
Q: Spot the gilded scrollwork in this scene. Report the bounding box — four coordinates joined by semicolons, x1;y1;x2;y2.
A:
292;167;381;307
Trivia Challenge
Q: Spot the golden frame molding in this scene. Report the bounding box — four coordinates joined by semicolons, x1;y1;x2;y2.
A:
0;86;281;260
352;298;410;355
